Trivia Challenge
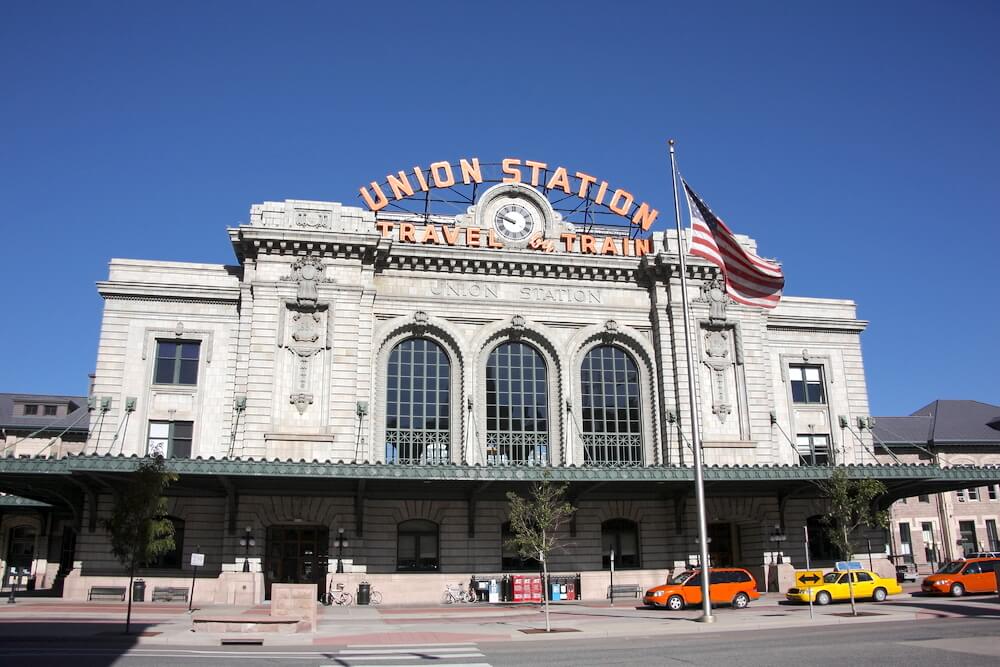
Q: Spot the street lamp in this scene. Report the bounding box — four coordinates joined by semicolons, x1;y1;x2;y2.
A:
608;546;616;607
239;526;256;573
335;528;349;574
769;526;787;565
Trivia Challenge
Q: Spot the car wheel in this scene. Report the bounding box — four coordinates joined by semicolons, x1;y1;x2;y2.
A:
815;590;832;606
950;583;965;597
732;592;750;609
872;587;887;602
667;595;685;611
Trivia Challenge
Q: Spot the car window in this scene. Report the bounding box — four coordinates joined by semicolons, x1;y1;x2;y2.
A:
855;572;873;582
670;571;693;585
963;562;981;574
685;573;702;586
837;574;851;584
734;571;751;583
937;561;965;574
711;571;734;584
823;573;840;584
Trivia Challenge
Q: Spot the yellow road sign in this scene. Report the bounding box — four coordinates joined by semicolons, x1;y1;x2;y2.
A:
795;569;824;587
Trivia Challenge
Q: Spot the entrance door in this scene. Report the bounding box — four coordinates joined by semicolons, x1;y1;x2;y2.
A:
4;526;36;586
708;523;733;567
264;526;329;600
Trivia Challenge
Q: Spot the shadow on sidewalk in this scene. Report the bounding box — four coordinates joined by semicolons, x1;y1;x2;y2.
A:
0;619;150;667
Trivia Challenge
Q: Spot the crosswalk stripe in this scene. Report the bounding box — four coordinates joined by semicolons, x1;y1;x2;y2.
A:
345;643;478;649
322;664;491;667
331;654;484;661
339;648;480;655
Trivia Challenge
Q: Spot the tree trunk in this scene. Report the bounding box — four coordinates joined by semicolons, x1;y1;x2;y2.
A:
125;558;135;634
843;526;857;616
542;558;551;632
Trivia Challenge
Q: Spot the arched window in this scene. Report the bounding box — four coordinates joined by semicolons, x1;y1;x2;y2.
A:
397;519;439;571
145;517;184;569
581;345;643;466
602;519;640;569
806;515;839;562
386;338;451;464
501;521;541;571
486;342;548;466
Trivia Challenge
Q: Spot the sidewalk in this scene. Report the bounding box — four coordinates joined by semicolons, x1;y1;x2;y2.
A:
0;590;996;648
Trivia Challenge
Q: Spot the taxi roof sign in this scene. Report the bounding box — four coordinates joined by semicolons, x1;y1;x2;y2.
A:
835;561;863;571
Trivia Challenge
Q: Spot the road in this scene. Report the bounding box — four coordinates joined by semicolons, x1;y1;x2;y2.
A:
0;617;997;667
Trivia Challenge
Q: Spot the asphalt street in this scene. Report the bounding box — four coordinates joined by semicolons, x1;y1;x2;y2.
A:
0;616;997;667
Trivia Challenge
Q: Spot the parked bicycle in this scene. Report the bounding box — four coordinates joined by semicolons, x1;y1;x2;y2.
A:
368;586;383;605
325;582;354;606
443;583;474;604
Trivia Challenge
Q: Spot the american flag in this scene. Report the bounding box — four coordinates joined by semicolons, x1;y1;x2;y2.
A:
683;180;784;309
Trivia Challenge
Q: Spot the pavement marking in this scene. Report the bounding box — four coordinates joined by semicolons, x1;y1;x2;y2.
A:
324;642;488;665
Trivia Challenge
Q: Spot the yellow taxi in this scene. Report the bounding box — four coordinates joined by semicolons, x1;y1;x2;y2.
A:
785;569;901;605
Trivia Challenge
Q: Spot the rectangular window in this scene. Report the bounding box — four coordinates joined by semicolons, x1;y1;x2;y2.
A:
22;404;38;416
989;486;998;501
987;520;1000;552
43;405;58;416
918;494;930;503
154;340;200;385
899;522;913;563
958;520;977;556
796;433;830;465
968;487;979;502
789;364;826;404
921;522;937;564
147;421;193;458
957;489;965;502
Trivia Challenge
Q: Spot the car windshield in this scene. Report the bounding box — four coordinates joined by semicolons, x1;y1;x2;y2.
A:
823;572;841;583
670;571;694;585
936;561;965;574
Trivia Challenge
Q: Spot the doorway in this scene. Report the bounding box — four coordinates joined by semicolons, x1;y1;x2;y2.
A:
4;525;36;586
264;526;329;600
708;523;734;567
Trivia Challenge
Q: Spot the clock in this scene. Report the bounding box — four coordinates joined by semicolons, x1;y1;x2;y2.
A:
492;201;539;242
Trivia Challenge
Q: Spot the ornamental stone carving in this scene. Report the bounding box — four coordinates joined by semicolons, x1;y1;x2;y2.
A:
698;278;730;324
704;328;732;423
289;392;314;415
511;314;526;336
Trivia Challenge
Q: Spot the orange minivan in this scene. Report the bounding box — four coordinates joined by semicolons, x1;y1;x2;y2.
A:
643;568;760;610
921;557;1000;596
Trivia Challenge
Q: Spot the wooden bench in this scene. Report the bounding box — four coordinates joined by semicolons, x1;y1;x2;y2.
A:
607;583;643;599
151;586;190;602
88;586;127;601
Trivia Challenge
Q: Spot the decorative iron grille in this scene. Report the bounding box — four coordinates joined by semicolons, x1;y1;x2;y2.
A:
385;429;450;465
486;432;548;466
583;434;643;467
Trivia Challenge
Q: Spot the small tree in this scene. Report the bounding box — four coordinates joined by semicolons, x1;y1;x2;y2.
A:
818;467;889;615
505;479;575;632
103;457;177;634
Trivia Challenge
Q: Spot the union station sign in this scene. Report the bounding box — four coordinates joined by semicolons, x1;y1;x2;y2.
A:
359;157;660;257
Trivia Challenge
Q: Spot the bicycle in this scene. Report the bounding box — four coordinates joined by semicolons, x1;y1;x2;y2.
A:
368;586;383;605
442;583;474;604
325;582;354;606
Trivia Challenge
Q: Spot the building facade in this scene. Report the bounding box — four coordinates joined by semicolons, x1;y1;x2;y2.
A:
2;168;997;603
877;400;1000;573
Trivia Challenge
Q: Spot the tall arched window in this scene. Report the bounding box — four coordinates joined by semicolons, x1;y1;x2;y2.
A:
602;519;640;569
581;345;642;466
386;338;450;464
486;342;548;466
397;519;439;571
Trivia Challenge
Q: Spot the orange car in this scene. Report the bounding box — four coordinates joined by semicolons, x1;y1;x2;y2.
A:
643;568;760;610
921;557;1000;596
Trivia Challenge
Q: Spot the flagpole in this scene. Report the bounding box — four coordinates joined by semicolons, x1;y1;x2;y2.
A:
668;139;714;623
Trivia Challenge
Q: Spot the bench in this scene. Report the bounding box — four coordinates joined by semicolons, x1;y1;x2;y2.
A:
151;586;190;602
607;583;643;599
88;586;127;601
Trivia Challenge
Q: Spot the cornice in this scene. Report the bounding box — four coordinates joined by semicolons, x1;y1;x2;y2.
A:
766;315;869;333
97;281;240;304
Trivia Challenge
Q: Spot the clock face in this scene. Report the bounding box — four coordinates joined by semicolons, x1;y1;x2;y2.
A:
493;202;538;242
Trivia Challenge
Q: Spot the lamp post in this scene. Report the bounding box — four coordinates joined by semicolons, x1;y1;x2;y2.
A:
335;528;349;574
239;526;255;573
6;567;21;604
609;546;615;607
769;526;787;565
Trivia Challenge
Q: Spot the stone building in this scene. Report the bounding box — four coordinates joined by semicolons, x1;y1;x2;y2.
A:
1;171;996;603
876;400;1000;573
0;392;88;590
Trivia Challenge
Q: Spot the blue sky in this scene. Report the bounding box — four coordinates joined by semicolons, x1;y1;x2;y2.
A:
1;1;997;416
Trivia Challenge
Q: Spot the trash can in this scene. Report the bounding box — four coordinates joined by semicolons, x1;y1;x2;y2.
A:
357;580;370;605
132;579;146;602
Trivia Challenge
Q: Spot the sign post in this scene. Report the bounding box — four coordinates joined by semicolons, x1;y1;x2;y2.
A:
804;524;814;619
189;552;204;611
609;547;616;607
